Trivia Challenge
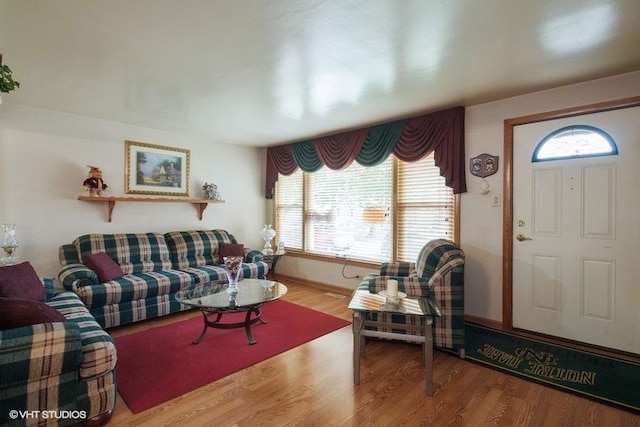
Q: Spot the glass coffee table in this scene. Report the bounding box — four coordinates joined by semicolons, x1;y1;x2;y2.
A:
176;279;287;345
348;289;440;395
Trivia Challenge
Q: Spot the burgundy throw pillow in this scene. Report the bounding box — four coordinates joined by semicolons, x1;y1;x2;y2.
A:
0;261;46;301
0;297;66;330
83;252;125;282
218;243;245;259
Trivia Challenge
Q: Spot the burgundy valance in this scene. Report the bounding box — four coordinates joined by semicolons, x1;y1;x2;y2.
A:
265;106;466;198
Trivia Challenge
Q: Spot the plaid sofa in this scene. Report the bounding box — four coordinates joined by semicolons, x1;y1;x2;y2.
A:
357;239;465;355
57;230;268;329
0;289;116;427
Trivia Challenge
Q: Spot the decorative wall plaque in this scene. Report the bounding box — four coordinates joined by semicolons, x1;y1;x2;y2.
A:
470;154;499;178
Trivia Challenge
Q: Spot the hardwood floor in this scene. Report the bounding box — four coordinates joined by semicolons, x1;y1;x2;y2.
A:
107;278;640;426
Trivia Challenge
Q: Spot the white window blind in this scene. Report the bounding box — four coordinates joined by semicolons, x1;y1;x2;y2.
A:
275;171;303;250
275;153;455;264
306;158;393;261
397;155;454;262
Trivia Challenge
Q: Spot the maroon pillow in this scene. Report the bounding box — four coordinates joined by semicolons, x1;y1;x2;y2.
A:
0;261;46;301
0;297;66;330
83;252;125;282
218;243;245;259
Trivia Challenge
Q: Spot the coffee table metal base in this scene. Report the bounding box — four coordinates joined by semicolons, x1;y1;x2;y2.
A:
194;304;267;345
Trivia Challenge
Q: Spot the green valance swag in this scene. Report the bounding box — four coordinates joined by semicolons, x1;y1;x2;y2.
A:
265;106;466;198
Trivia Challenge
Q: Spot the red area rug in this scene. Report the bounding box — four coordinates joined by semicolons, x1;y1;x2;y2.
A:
114;300;350;413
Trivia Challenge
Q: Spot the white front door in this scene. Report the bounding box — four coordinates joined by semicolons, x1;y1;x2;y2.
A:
512;106;640;354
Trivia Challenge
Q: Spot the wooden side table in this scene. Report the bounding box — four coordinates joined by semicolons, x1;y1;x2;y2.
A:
262;252;285;276
348;289;440;395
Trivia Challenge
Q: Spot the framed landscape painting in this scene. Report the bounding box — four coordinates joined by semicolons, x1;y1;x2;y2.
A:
125;140;190;196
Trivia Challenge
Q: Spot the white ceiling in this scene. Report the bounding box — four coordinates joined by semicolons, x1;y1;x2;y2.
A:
1;0;640;147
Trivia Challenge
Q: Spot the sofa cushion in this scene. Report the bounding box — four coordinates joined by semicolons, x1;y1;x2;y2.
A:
218;242;244;258
89;294;181;329
83;252;125;282
74;233;172;274
0;297;66;329
180;262;268;285
379;261;416;277
0;261;46;301
75;269;193;308
164;230;238;269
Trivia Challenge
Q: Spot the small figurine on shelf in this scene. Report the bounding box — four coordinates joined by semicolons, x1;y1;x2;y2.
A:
202;182;221;200
83;165;108;196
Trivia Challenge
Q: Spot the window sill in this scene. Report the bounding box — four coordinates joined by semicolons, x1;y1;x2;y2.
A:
279;250;379;269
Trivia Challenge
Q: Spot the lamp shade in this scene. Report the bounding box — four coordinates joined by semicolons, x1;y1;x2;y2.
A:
260;225;276;255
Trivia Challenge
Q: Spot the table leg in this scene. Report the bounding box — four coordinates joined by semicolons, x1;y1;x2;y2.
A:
424;317;434;396
244;307;261;345
193;307;264;345
193;310;221;345
352;311;364;384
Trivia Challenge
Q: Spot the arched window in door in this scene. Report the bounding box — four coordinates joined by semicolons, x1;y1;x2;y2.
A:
532;125;618;162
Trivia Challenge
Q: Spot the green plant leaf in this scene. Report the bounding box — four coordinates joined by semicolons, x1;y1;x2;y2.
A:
0;63;20;93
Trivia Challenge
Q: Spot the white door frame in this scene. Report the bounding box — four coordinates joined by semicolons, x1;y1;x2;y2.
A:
502;96;640;337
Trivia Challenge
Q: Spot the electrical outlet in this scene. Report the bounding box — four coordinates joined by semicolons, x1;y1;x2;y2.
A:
491;193;501;207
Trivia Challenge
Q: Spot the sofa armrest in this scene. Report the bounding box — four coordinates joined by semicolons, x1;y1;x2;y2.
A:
365;275;431;297
427;256;465;289
0;322;82;385
58;264;99;291
244;249;264;263
59;243;81;265
380;261;416;277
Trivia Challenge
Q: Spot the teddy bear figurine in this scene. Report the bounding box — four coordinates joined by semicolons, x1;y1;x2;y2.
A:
83;165;108;196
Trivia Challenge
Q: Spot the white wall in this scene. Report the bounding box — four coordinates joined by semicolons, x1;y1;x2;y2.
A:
275;70;640;323
0;104;267;281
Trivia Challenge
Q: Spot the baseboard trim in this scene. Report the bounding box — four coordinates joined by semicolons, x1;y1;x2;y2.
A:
272;273;353;297
464;314;504;330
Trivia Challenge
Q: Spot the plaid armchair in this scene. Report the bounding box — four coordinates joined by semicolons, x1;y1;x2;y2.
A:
0;289;116;426
358;239;465;355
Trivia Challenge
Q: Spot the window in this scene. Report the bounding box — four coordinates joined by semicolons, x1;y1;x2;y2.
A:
533;125;618;162
397;158;455;261
275;154;455;263
273;168;303;250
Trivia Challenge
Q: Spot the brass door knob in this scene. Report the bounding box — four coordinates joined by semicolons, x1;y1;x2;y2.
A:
516;233;532;241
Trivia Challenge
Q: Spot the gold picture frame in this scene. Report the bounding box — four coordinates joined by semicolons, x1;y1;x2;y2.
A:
125;140;190;196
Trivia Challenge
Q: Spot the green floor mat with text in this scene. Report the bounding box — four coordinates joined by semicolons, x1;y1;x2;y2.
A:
465;323;640;413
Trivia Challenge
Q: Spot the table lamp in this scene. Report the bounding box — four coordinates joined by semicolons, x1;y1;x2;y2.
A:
1;223;19;265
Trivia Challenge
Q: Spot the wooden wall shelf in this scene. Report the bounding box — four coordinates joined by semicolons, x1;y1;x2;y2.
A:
77;196;225;222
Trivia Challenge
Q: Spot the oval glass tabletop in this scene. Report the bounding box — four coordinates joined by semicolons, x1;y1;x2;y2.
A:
176;278;288;310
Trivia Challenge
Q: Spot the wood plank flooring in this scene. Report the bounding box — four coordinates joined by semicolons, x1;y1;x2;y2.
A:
107;278;640;426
